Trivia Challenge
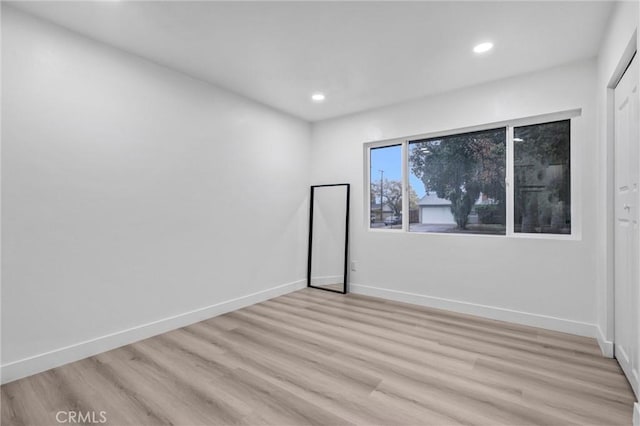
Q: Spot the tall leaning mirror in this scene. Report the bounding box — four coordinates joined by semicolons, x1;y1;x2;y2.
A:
307;184;350;294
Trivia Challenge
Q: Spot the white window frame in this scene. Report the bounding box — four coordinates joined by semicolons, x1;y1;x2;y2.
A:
364;109;581;239
364;140;405;233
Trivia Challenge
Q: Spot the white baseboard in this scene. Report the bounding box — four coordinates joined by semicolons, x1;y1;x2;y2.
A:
634;402;640;426
1;279;306;385
350;283;597;338
596;325;614;358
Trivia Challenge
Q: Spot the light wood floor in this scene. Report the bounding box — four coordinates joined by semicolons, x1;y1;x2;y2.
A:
2;288;636;426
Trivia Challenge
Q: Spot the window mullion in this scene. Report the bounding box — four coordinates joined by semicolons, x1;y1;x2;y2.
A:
402;140;409;232
506;126;515;236
365;145;371;230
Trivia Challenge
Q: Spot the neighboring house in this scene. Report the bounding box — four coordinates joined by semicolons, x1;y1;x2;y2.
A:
417;193;455;224
370;203;395;222
418;192;489;224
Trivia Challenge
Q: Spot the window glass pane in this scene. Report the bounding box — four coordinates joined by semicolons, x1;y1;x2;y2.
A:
408;128;506;235
370;145;402;229
514;120;570;234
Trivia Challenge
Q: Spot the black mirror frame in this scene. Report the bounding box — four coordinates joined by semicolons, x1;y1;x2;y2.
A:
307;183;350;294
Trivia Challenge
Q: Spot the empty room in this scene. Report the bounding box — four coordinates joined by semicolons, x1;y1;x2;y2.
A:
2;1;640;425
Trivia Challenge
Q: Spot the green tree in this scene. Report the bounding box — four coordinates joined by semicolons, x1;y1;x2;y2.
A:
409;129;506;229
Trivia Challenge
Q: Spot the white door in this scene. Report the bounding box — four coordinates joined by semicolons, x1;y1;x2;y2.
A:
614;53;639;398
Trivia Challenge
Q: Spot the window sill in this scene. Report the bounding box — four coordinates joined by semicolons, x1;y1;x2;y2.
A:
366;227;580;241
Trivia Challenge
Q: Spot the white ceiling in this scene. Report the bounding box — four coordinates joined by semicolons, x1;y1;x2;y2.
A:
9;1;614;122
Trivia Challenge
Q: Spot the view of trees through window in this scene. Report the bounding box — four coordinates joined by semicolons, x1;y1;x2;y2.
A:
514;120;571;234
409;128;506;235
368;118;572;236
369;145;404;229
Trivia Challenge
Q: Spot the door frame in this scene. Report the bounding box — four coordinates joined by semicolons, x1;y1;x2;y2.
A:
612;50;639;400
604;31;638;360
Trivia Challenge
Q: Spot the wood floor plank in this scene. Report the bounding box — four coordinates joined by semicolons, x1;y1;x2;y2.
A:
269;295;628;388
282;292;613;367
156;328;397;425
225;304;626;425
55;357;169;425
235;300;608;425
286;290;606;359
257;298;625;398
1;288;635;425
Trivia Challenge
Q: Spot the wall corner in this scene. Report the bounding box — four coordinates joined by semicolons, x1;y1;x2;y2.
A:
597;325;614;358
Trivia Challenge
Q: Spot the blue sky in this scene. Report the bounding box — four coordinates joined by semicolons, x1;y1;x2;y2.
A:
370;145;426;198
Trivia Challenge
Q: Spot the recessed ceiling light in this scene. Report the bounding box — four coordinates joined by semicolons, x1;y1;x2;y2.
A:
473;42;494;54
311;93;326;102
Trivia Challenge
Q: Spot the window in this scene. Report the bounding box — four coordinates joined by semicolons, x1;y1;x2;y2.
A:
369;145;403;229
514;120;571;234
365;112;576;237
409;128;506;235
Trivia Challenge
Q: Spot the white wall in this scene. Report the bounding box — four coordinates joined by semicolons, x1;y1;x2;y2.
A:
1;6;311;382
595;0;639;358
311;59;598;337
